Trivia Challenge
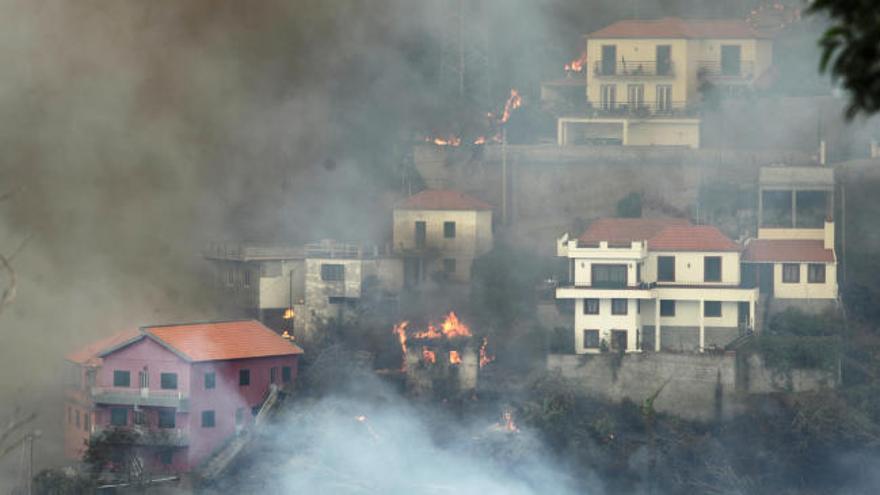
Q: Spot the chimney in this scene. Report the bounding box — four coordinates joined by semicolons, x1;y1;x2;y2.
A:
824;218;835;250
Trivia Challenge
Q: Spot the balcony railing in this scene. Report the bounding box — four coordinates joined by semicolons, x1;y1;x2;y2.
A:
586;101;697;118
90;387;190;412
594;60;675;77
697;60;756;80
93;425;190;447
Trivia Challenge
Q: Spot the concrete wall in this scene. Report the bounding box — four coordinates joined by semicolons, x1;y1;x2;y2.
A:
626;120;700;148
547;351;835;422
258;259;306;310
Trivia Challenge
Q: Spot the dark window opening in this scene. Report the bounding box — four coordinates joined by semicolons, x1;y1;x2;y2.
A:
282;366;292;383
720;45;741;76
583;298;599;315
658;256;675;282
270;367;277;384
321;264;344;281
660;300;676;317
201;410;215;428
113;370;131;388
704;256;722;282
611;299;628;315
704;301;722;317
592;264;627;288
110;408;127;427
443;221;456;238
583;330;600;349
783;263;800;283
133;410;146;426
239;369;250;386
808;263;826;283
158;409;176;429
160;373;178;390
204;372;216;390
415;221;426;248
762;190;793;228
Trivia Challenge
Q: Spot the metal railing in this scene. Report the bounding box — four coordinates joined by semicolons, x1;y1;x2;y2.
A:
593;60;675;77
93;425;190;447
697;60;756;79
587;101;697;118
90;387;190;412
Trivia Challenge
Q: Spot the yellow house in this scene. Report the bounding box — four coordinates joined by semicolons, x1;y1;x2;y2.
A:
558;17;774;148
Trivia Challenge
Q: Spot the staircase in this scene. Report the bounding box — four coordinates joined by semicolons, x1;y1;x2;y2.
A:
198;385;281;481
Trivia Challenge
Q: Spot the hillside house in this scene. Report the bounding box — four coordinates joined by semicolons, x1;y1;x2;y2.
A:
63;320;303;473
556;218;758;354
393;189;493;285
557;17;774;148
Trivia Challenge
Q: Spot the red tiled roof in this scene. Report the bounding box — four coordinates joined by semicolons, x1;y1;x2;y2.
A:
144;320;303;362
397;189;492;211
743;239;834;263
66;329;142;366
577;218;740;252
586;17;771;39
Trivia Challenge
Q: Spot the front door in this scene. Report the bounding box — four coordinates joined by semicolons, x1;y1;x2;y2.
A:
611;330;628;352
656;45;671;75
721;45;741;76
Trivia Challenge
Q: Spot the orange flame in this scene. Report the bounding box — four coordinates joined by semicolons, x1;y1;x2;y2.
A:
422;346;436;364
564;49;587;73
479;337;495;368
393;321;409;371
500;89;522;124
411;312;472;340
449;350;462;365
283;308;295;320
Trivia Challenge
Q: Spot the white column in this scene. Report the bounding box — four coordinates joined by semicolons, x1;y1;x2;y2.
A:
699;299;705;353
622;120;630;146
749;297;756;332
654;298;661;352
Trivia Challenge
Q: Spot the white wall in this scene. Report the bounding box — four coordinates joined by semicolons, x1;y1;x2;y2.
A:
574;298;640;353
626;120;700;148
773;262;838;299
258;259;305;309
645;251;740;285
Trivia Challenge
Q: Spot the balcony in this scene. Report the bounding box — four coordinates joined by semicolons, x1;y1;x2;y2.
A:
90;387;190;412
586;101;697;119
593;60;674;78
93;425;189;447
697;60;756;80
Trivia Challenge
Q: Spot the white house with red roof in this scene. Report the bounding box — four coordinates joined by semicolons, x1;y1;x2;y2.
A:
557;17;774;148
393;189;493;285
557;218;758;354
64;320;303;474
742;166;838;308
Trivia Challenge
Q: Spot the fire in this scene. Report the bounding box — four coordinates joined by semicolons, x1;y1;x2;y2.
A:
564;49;587;73
422;346;436;364
479;337;495;368
283;308;295;319
499;89;522;124
411;312;472;340
393;321;409;370
429;135;462;147
449;350;462;365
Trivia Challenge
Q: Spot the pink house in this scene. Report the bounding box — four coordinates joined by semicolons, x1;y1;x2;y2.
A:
63;320;303;473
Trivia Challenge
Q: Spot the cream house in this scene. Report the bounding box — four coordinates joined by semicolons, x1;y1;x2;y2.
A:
393;189;493;285
556;218;758;354
742;167;838;310
558;17;774;148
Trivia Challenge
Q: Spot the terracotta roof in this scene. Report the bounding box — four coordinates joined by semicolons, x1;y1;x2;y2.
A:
743;239;834;263
586;17;771;39
66;329;142;366
577;218;740;252
397;189;492;211
144;320;303;362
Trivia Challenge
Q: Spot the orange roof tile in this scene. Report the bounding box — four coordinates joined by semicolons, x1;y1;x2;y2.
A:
743;239;834;263
397;189;492;211
144;320;303;362
578;218;740;252
66;329;142;366
587;17;771;39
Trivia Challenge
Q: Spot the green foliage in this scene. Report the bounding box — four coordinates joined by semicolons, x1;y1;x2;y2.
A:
754;335;840;372
548;326;574;354
615;192;642;218
765;308;842;337
808;0;880;118
33;469;92;495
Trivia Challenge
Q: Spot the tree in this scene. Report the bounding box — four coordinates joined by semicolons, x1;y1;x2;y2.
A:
809;0;880;118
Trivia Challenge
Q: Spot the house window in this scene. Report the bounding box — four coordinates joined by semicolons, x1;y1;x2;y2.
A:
782;263;800;283
658;256;675;282
583;298;599;315
591;264;627;288
443;221;456;239
159;450;173;466
656;45;672;75
282;366;292;383
720;45;742;76
656;84;673;112
583;330;600;349
133;410;146;426
320;264;344;281
415;221;426;248
160;373;178;390
110;408;127;427
660;300;676;317
704;301;722;317
113;370;131;388
443;258;456;274
611;299;628;315
808;264;826;283
201;410;216;428
600;84;617;110
704;257;722;282
627;84;644;109
204;372;216;390
244;269;251;288
84;411;90;432
270;367;278;384
226;268;234;287
158;409;175;429
239;369;250;386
